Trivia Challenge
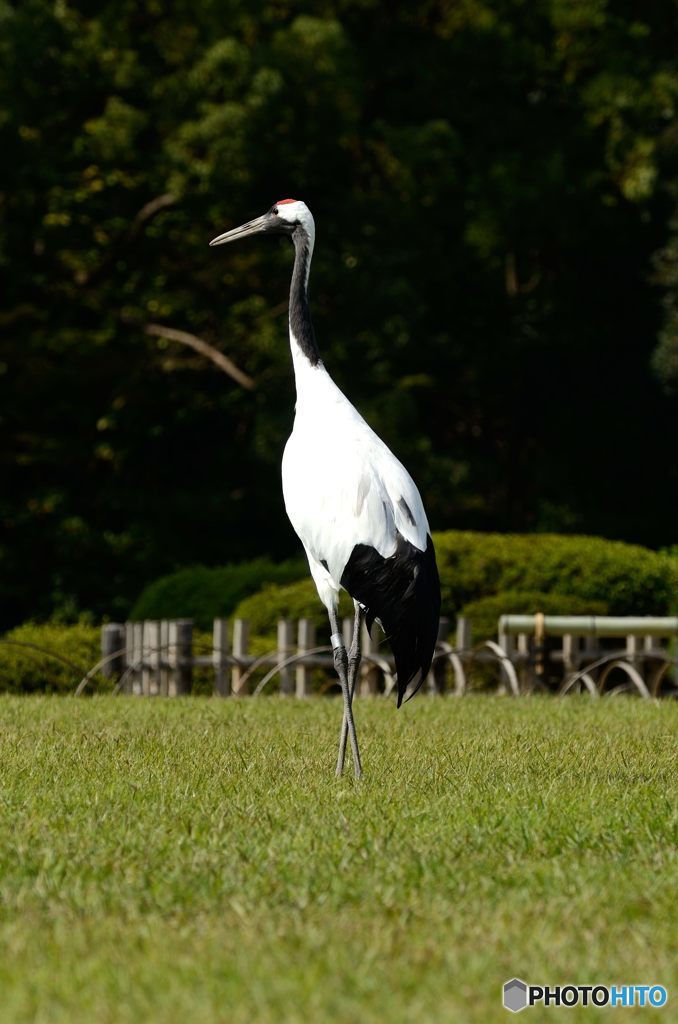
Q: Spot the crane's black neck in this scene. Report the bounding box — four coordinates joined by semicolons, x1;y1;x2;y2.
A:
290;227;321;366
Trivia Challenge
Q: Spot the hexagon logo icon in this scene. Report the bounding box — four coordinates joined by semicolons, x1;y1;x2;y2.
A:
503;978;528;1013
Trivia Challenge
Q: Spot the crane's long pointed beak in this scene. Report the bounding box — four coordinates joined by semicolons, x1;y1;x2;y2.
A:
209;214;269;247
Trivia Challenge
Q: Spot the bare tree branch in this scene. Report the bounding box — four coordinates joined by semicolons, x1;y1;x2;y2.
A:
76;193;178;286
145;322;256;390
505;251;542;297
132;193;177;230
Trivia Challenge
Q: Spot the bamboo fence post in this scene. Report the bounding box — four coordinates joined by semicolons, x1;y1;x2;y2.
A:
231;619;249;695
122;622;134;694
296;618;315;698
159;620;169;696
456;616;471;652
101;623;125;681
426;616;449;694
277;619;294;696
168;619;192;695
132;622;143;695
359;618;378;696
213;618;230;696
147;621;161;695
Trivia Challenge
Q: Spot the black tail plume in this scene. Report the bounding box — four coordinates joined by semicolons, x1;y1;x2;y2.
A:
340;534;441;706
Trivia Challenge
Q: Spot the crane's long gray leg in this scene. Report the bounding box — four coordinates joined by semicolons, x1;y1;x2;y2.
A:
329;607;362;778
337;602;363;775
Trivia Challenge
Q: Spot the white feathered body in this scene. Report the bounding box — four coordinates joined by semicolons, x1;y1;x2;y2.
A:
282;350;429;611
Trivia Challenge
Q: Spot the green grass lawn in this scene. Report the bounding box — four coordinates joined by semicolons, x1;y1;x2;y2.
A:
0;696;675;1023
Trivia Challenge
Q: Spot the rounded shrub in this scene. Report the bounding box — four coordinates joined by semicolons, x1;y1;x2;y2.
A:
433;531;678;616
130;558;305;629
459;590;610;644
232;579;354;653
0;622;102;694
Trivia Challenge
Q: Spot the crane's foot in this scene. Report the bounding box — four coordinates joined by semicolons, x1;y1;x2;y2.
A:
330;607;363;778
333;645;362;778
335;604;363;777
336;701;363;777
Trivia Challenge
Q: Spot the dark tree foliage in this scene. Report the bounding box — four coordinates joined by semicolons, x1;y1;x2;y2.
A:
1;0;677;626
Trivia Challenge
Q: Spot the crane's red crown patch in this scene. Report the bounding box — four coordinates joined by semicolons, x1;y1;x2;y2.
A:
276;198;297;205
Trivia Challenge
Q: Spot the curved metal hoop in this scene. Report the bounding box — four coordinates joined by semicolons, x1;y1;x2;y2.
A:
474;641;521;696
560;650;677;699
598;660;650;699
649;661;677;698
559;671;598;697
355;653;397;693
76;648;127;696
0;644;69;684
108;639;233;696
252;645;333;696
254;647;396;697
429;643;467;695
233;647;287;692
1;638;89;681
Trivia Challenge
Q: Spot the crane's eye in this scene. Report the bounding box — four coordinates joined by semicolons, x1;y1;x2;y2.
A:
272;207;279;216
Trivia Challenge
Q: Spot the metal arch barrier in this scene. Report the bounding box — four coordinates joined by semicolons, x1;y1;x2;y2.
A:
559;670;599;698
376;642;469;699
1;638;90;684
432;640;520;696
254;646;396;697
83;632;467;700
501;615;678;699
430;643;467;695
251;640;466;699
252;645;329;696
249;640;524;699
475;640;521;696
232;640;383;694
80;638;396;698
112;654;146;695
0;643;79;686
231;647;289;692
342;652;397;692
76;647;128;696
560;649;678;699
253;641;510;699
598;660;651;699
649;660;677;698
560;650;628;697
105;638;231;696
73;627;678;700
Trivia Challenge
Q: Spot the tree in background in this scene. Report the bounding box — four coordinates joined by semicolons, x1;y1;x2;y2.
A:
1;0;677;626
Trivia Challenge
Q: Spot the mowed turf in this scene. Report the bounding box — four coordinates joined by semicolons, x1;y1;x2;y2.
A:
0;696;675;1024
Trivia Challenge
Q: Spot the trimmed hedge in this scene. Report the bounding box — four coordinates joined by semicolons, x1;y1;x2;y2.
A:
0;622;102;694
130;558;305;629
233;580;354;654
434;531;678;615
459;591;609;643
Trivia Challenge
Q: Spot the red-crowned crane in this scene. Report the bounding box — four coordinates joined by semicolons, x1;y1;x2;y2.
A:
210;200;440;777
